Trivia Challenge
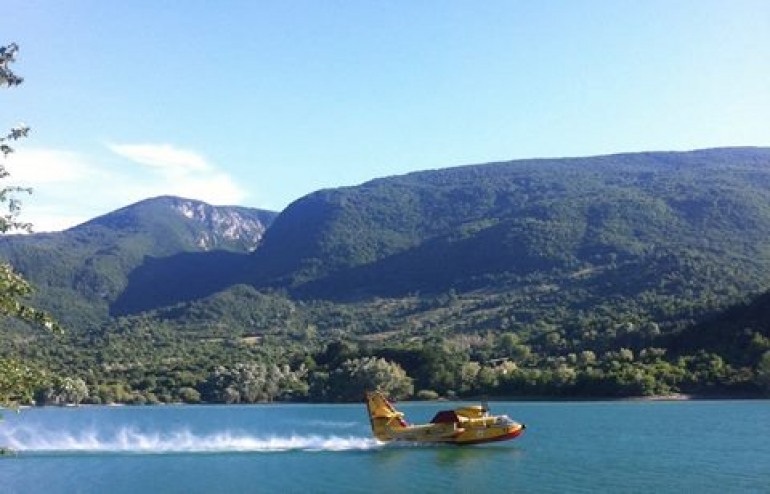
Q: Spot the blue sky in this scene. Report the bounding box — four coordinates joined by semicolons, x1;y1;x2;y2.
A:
3;1;769;231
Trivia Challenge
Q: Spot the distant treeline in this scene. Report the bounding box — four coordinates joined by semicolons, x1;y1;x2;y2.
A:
4;287;769;406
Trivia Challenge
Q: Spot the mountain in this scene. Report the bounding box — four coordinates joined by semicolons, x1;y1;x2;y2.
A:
5;147;770;335
0;196;278;326
78;195;275;253
5;147;770;402
250;147;770;309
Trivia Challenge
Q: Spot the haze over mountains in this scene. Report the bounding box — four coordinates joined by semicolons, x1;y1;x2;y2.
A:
3;147;770;332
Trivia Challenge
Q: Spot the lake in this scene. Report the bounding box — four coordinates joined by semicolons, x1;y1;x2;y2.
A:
1;400;768;493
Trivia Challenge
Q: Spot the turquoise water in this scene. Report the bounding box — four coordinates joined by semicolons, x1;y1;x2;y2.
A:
1;400;768;493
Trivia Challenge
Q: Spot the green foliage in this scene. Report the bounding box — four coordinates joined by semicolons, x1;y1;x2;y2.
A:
201;362;308;403
0;43;23;87
3;283;769;403
1;43;31;231
35;376;89;406
0;263;61;332
414;389;440;400
0;42;61;417
323;357;413;402
0;358;44;408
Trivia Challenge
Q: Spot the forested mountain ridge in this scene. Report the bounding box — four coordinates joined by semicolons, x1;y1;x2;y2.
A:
252;147;770;304
5;147;770;328
0;196;277;326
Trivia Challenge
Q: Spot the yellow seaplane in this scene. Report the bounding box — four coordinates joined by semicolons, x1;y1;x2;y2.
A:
365;391;525;445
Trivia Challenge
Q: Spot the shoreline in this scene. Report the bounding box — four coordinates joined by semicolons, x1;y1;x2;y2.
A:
5;393;767;410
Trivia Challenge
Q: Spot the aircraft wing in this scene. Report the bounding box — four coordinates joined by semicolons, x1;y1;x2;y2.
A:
387;423;464;442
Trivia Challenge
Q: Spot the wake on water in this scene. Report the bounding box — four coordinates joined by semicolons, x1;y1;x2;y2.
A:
0;426;382;455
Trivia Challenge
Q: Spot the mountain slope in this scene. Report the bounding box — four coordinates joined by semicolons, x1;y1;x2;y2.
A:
5;147;770;335
0;196;278;325
250;148;770;304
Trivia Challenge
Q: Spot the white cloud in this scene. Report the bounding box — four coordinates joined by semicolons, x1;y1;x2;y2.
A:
107;143;247;206
3;149;108;232
4;149;97;184
1;144;249;232
108;143;210;173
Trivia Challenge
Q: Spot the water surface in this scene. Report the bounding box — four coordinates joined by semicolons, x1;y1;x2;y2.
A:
1;400;768;493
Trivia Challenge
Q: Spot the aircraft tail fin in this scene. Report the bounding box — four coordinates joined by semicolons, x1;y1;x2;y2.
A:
365;391;407;441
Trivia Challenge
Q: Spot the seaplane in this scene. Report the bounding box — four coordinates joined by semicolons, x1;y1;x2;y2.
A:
365;391;525;445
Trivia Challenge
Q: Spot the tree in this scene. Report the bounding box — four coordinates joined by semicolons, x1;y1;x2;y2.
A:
0;43;29;193
1;43;32;230
0;263;60;331
0;42;58;332
0;44;24;87
35;377;89;406
0;359;44;408
1;42;60;412
201;362;308;403
325;357;413;402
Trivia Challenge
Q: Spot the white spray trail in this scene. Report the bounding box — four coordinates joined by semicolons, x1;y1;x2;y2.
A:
0;426;382;454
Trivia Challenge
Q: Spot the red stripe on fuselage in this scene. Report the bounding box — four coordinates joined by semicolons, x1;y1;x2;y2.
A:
456;426;526;446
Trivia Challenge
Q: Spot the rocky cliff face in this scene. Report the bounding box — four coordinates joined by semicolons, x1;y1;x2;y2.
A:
67;195;279;253
170;199;272;251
